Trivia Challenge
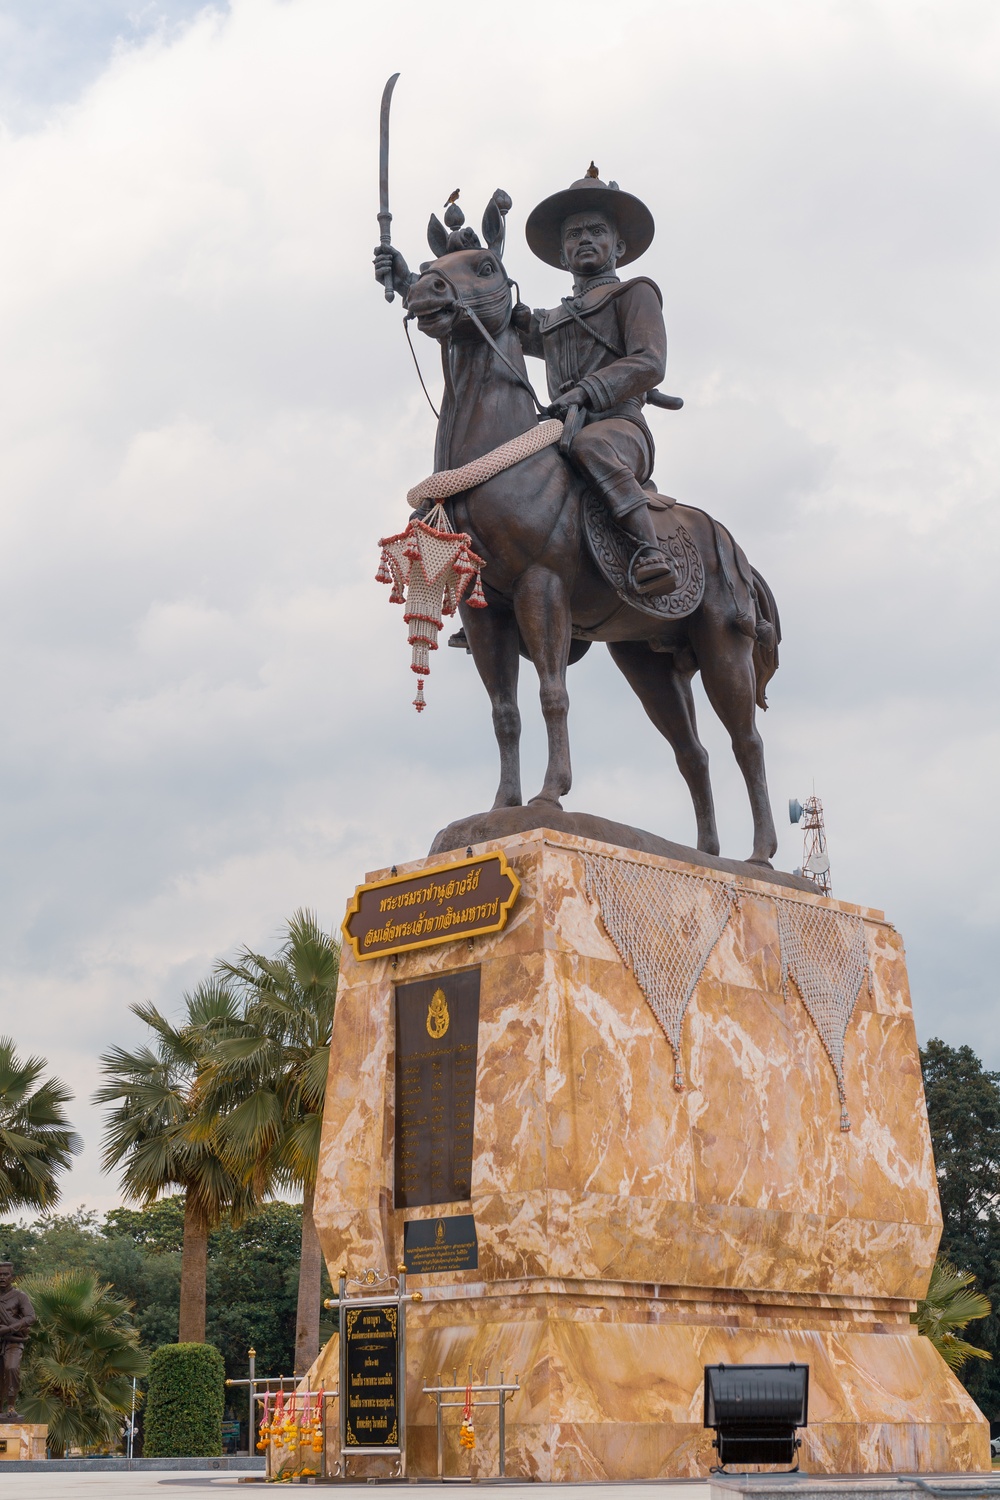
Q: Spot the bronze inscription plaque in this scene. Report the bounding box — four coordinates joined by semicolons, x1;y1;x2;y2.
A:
403;1213;478;1275
394;968;479;1209
342;852;519;961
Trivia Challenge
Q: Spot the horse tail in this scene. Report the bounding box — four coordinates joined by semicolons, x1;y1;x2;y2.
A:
750;566;781;710
708;519;781;711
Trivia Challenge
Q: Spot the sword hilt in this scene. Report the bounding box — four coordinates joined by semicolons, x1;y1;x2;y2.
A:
377;210;394;303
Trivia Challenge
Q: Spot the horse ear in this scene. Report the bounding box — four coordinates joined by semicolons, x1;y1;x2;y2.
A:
482;199;502;248
427;214;449;257
482;189;511;252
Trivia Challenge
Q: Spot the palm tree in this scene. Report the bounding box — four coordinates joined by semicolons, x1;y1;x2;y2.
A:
19;1269;147;1456
94;981;258;1342
912;1257;992;1373
211;910;339;1375
0;1038;81;1214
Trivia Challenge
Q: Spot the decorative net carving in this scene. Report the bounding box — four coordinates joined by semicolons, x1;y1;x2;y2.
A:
774;898;871;1132
583;852;736;1091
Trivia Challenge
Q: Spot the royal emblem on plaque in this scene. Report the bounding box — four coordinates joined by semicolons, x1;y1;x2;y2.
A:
426;989;450;1039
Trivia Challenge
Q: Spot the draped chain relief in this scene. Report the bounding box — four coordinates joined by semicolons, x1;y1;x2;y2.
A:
583;852;871;1127
774;899;872;1131
583;853;737;1091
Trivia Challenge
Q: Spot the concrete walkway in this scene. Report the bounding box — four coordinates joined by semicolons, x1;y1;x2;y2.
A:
0;1479;710;1500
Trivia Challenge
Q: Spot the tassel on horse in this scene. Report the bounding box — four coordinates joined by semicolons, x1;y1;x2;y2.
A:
377;502;487;712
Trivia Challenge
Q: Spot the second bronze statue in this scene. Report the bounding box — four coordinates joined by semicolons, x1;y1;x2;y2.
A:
374;167;779;866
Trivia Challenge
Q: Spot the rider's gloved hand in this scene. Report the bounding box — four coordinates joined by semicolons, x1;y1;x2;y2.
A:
548;385;589;417
373;245;410;293
511;301;533;334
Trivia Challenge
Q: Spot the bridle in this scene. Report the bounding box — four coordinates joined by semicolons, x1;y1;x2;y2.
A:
403;264;548;420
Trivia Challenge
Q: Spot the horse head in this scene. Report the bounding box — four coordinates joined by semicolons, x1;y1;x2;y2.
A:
406;188;514;342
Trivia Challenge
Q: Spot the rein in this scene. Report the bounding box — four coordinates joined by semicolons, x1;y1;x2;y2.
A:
404;266;549;419
403;316;440;419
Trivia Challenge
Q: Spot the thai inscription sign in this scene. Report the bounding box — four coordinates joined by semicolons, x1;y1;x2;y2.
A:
343;1303;400;1448
394;968;479;1209
342;851;520;961
403;1214;479;1275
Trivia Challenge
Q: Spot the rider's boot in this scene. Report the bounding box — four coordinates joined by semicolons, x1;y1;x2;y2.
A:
619;503;677;596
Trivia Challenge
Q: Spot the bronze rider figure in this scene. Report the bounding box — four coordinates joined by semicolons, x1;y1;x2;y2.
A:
517;163;675;595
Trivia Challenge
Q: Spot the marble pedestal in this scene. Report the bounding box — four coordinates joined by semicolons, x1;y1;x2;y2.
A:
313;830;988;1479
0;1424;47;1460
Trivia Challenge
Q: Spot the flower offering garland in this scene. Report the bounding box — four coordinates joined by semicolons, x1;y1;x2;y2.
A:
376;502;487;712
459;1383;476;1450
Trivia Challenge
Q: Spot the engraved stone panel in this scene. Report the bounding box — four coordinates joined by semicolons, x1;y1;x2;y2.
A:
394;968;480;1208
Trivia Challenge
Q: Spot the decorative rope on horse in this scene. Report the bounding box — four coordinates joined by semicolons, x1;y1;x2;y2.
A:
406;418;563;507
583;852;737;1091
378;420;564;711
773;898;872;1132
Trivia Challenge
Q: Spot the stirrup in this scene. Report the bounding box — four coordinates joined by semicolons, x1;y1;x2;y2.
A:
628;544;677;597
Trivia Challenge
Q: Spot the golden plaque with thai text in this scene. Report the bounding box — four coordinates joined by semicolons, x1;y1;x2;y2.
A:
342;851;520;961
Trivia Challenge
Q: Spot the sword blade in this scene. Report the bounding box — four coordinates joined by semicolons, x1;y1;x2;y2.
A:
377;72;400;302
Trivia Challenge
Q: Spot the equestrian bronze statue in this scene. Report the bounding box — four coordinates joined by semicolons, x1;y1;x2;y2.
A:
374;166;780;866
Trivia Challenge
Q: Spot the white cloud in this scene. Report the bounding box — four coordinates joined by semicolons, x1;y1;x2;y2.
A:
0;0;997;1211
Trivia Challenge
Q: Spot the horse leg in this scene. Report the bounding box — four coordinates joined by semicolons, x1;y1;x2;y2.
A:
460;600;523;809
513;566;573;807
607;641;720;856
695;625;778;865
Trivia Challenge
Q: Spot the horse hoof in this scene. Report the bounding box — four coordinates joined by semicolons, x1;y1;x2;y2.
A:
527;794;563;810
746;857;774;868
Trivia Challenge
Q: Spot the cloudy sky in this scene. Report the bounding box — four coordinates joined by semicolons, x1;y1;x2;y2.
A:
0;0;997;1213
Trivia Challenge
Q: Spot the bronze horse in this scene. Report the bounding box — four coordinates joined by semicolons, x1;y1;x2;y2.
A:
404;240;780;865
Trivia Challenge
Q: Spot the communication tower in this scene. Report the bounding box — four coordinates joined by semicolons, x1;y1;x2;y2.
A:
789;794;832;896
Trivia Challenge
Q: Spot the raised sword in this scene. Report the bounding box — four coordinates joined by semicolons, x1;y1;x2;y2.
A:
377;72;400;303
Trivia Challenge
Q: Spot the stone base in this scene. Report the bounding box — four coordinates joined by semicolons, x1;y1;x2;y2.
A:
310;1291;986;1480
315;829;989;1479
0;1424;47;1461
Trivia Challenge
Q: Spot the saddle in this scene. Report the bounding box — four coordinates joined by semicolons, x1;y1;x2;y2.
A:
581;484;706;621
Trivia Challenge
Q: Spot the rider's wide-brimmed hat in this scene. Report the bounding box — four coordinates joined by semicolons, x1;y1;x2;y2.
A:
525;165;654;269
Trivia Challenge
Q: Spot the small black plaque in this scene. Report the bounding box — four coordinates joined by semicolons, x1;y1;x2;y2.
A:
394;968;480;1209
342;1303;399;1449
403;1214;479;1275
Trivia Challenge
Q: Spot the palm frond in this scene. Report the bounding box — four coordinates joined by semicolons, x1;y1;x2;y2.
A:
913;1257;993;1374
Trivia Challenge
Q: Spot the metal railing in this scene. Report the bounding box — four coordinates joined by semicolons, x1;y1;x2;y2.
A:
422;1365;520;1479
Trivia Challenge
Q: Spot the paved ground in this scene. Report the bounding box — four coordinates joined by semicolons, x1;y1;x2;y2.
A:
0;1479;711;1499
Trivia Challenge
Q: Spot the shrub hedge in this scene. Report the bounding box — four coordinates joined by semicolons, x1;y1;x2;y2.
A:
143;1342;225;1457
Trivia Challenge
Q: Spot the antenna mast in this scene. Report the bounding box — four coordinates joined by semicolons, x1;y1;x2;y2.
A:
789;795;832;896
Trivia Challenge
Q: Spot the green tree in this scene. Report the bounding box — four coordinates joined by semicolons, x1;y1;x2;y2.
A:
0;1208;101;1277
921;1038;1000;1416
0;1197;331;1389
0;1038;80;1214
913;1257;992;1373
19;1269;147;1456
94;982;258;1343
212;911;339;1374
